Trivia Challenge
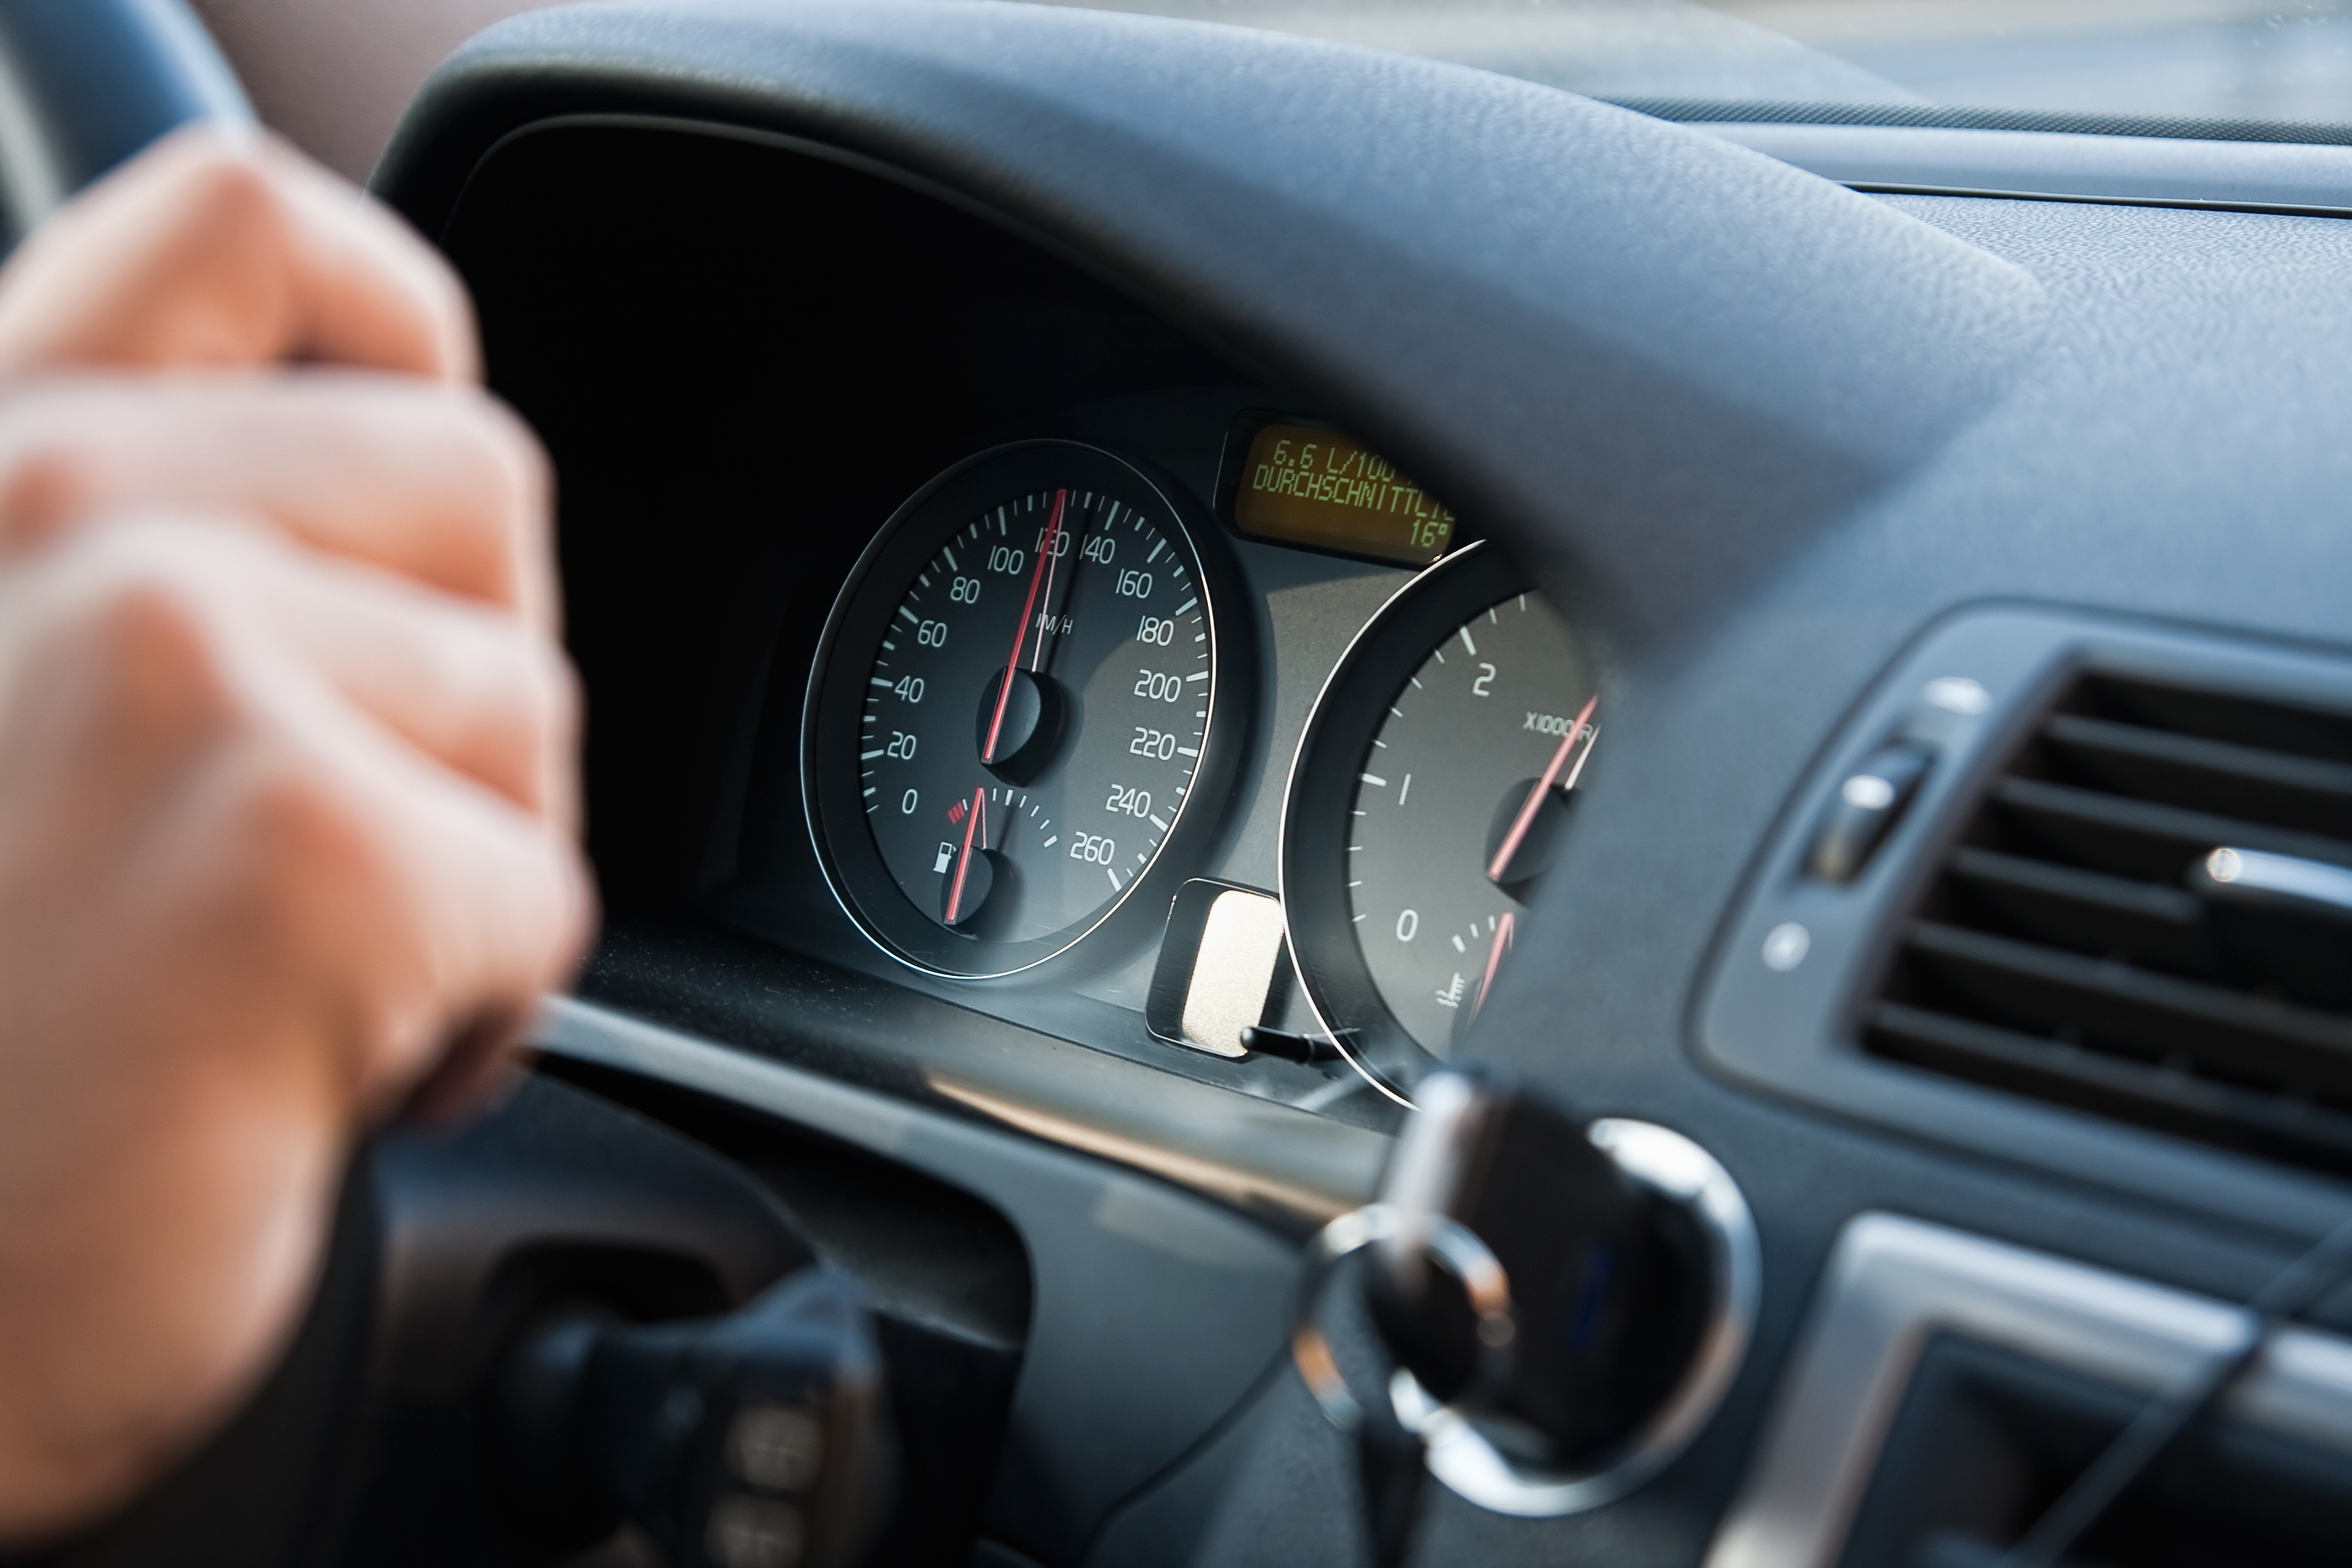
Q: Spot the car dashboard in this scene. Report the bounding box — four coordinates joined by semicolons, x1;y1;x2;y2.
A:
281;3;2352;1564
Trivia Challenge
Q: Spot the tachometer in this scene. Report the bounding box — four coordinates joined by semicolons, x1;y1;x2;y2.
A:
1282;543;1595;1093
805;441;1240;978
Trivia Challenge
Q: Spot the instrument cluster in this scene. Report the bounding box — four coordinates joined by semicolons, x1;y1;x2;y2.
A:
791;420;1600;1109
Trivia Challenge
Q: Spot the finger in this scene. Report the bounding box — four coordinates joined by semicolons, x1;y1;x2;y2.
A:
396;1016;536;1127
0;126;475;380
204;688;595;1113
314;727;594;1110
260;543;582;834
59;517;578;831
0;375;556;631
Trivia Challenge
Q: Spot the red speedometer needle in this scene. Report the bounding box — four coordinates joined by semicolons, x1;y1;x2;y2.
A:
983;488;1068;765
944;785;988;925
1486;691;1599;883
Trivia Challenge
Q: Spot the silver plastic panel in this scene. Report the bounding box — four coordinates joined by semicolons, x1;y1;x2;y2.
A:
1181;888;1288;1058
1708;1213;2352;1568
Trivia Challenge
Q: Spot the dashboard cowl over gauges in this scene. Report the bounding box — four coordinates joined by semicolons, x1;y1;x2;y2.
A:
381;0;2045;648
805;441;1247;978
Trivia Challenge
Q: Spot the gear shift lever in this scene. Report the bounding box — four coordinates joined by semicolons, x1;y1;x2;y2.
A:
1294;1071;1759;1565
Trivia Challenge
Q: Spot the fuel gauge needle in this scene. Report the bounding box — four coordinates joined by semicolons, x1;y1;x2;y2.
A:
1486;691;1599;883
944;785;988;925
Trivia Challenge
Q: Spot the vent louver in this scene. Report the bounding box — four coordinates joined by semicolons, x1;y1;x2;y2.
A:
1863;670;2352;1175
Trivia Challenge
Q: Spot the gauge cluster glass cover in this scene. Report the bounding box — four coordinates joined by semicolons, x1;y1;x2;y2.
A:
805;441;1240;978
1283;543;1596;1093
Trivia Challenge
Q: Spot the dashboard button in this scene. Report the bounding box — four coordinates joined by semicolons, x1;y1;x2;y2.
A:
1806;742;1936;884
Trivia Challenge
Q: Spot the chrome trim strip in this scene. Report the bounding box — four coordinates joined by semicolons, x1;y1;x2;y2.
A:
1698;124;2352;216
534;994;1387;1225
1707;1213;2352;1568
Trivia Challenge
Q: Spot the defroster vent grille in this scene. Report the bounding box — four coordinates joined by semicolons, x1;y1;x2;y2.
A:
1865;671;2352;1175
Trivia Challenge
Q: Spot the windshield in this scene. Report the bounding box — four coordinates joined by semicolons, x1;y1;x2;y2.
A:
1026;0;2352;139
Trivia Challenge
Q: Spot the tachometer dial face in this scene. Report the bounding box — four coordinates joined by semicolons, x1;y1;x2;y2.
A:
1282;543;1596;1093
806;442;1237;978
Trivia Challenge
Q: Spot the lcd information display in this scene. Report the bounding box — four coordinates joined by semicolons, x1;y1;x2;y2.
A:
1230;422;1456;565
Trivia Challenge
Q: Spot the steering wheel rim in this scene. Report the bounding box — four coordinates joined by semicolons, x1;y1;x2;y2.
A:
0;13;332;1566
0;0;249;245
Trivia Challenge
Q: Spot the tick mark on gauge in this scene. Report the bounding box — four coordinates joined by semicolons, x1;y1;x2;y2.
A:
1147;538;1165;562
1399;774;1413;805
1362;774;1388;787
1105;868;1121;889
897;606;919;625
860;748;885;759
1459;626;1478;655
1173;597;1198;615
1042;835;1058;847
1149;815;1168;831
942;546;958;571
1178;747;1199;757
1452;934;1467;952
1186;670;1209;682
870;677;891;688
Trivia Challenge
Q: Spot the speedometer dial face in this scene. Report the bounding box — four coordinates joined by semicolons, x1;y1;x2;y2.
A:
1283;543;1596;1093
806;442;1238;978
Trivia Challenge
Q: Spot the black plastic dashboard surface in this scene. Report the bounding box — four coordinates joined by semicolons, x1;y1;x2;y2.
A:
375;3;2352;1565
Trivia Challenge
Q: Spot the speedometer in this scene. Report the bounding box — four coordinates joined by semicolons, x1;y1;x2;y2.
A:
1282;543;1596;1094
804;441;1242;978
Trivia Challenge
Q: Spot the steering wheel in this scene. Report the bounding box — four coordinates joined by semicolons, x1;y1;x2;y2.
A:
0;13;812;1568
0;0;249;246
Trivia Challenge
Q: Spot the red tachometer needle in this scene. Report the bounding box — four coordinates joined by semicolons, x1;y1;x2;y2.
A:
983;488;1068;765
1486;691;1599;883
944;785;988;925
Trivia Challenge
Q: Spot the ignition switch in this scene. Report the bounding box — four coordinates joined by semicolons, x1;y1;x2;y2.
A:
1294;1070;1757;1567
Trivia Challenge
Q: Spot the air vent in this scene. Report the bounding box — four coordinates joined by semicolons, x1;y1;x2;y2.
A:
1864;670;2352;1176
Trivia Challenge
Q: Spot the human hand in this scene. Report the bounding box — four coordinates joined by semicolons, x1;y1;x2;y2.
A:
0;128;591;1543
